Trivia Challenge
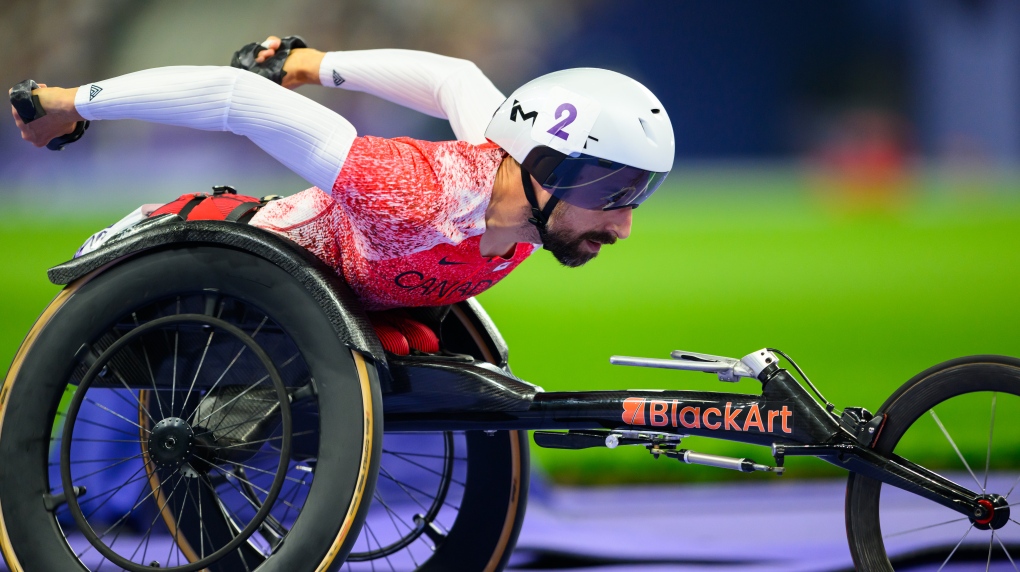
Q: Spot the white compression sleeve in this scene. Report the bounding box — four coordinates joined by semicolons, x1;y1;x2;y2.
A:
318;50;505;144
74;66;357;191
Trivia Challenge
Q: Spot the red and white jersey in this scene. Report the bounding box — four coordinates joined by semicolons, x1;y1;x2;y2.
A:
251;136;537;310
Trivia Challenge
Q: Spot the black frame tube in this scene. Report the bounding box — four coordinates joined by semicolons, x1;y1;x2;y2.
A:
381;360;987;520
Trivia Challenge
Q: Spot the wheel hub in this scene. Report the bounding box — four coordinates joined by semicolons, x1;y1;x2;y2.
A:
148;417;195;470
972;494;1010;530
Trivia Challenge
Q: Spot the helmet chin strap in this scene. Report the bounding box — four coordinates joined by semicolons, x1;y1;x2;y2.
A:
521;167;559;238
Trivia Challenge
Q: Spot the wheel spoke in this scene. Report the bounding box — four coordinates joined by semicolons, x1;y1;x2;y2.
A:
379;450;467;462
129;472;185;566
377;467;448;513
993;530;1020;572
198;455;304;516
214;429;316;450
105;383;156;428
929;409;984;492
373;490;416;534
70;416;140;438
373;490;423;567
184;480;219;561
194;382;268;428
1005;472;1020;500
134;312;167;419
171;323;179;412
936;524;972;572
885;515;971;538
63;452;145;481
277;468;312;527
187;316;268;424
378;466;433;514
83;397;149;433
988;530;994;572
226;459;309;486
361;521;396;572
80;466;151;521
197;475;253;572
170;476;192;569
51;437;145;444
198;480;206;560
76;471;156;559
984;393;996;492
179;329;216;415
384;450;465;487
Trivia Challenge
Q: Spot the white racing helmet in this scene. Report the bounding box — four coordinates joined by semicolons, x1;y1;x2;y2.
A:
485;68;674;228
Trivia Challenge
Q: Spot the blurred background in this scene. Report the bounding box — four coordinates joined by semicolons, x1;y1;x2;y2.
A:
2;0;1020;484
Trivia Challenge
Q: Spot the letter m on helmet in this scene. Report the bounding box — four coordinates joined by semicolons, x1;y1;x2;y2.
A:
509;100;538;125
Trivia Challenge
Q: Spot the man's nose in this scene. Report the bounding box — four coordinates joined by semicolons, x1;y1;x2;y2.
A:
607;207;633;240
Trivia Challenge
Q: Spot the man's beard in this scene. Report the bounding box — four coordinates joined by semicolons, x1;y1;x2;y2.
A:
538;224;617;268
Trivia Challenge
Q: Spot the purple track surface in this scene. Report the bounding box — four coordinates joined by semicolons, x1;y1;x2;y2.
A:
3;473;1019;571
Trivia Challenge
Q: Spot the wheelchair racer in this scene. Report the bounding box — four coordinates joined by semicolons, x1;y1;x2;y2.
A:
11;37;674;353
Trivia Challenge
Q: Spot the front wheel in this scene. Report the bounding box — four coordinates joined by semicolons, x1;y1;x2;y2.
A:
845;356;1020;570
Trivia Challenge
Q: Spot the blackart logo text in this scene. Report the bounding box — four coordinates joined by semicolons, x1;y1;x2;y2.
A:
621;397;793;434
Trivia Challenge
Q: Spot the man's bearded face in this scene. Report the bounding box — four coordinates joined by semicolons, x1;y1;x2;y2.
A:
539;202;619;268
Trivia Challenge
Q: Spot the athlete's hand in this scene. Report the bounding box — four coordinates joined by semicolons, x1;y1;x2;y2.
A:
253;36;284;64
9;85;83;148
250;35;324;90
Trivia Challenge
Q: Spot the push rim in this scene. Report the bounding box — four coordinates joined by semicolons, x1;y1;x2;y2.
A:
345;431;467;567
59;313;293;572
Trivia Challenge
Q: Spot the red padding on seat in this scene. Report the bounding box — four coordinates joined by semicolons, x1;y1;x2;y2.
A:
367;311;440;355
368;316;409;356
391;317;440;354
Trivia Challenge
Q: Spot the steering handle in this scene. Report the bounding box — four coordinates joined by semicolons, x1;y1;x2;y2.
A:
10;79;44;123
10;79;89;151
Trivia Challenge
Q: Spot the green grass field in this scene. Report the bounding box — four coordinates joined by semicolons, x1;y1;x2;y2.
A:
3;170;1020;484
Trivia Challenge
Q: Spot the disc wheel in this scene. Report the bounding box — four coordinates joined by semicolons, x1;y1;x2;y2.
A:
846;356;1020;570
0;246;381;572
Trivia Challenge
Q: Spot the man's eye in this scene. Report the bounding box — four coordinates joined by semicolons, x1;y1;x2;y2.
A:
604;188;632;206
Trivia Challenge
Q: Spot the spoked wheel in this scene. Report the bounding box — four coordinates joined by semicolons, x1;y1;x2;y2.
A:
0;246;381;572
61;313;292;572
343;430;528;572
346;431;461;564
846;357;1020;570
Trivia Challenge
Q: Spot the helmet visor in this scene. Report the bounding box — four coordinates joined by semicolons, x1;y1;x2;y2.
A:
535;153;669;211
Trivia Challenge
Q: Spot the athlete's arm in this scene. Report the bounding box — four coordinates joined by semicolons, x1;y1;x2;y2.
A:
11;66;357;191
257;36;504;144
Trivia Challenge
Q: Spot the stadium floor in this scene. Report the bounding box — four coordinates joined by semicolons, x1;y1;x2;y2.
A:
5;474;1018;571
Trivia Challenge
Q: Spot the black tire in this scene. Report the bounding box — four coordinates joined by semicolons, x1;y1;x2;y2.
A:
344;304;529;572
0;246;382;572
845;356;1020;570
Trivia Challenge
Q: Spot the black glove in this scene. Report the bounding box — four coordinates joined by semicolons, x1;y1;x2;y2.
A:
230;36;308;85
9;79;90;151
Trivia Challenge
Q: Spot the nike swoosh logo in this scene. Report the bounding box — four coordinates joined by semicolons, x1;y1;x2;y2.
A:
438;257;468;265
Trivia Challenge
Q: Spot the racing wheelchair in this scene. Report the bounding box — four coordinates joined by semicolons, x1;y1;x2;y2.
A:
1;213;1018;572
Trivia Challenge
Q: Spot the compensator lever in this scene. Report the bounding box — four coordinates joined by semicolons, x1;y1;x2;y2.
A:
652;447;783;475
610;348;778;382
